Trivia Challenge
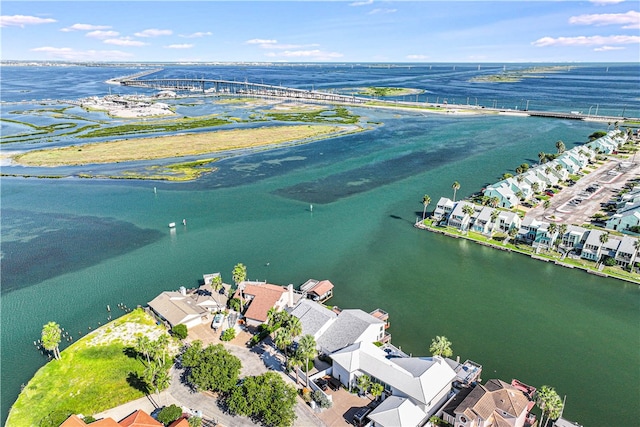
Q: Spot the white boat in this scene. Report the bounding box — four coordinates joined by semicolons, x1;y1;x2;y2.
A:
168;222;176;228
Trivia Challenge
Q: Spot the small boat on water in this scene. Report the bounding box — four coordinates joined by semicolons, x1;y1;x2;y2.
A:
168;222;176;228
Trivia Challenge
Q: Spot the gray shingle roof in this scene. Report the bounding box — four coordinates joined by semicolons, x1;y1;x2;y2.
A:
317;309;383;353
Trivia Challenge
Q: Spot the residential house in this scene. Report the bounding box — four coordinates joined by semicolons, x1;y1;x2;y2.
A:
483;184;520;209
442;379;532;427
606;203;640;232
288;299;386;354
148;282;226;329
580;230;606;261
61;410;162;427
317;309;386;354
560;225;588;251
331;341;457;417
553;417;584;427
367;395;429;427
471;207;494;234
495;210;521;233
433;197;455;221
448;202;475;231
614;235;637;267
235;282;302;327
288;298;337;341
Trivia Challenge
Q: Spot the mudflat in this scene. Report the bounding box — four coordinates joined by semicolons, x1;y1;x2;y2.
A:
13;124;354;166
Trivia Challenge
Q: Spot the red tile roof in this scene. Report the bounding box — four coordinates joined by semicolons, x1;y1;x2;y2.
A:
237;283;288;323
168;418;190;427
60;415;89;427
309;280;334;297
119;410;163;427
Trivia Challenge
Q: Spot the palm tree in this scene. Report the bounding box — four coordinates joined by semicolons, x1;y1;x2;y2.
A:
451;181;460;202
490;209;500;233
297;334;317;387
547;223;557;248
274;327;293;357
287;351;303;384
284;315;302;340
370;383;384;401
429;335;453;358
136;335;152;364
211;274;223;293
421;194;431;221
555;140;566;154
356;374;371;395
232;263;247;286
558;224;568;250
489;197;500;208
462;204;474;232
531;182;540;194
41;322;62;360
537;385;564;427
515;191;524;214
538;151;546;164
599;232;609;262
508;226;518;243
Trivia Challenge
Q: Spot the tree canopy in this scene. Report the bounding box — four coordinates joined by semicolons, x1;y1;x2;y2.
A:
429;335;453;358
227;372;298;427
41;322;62;360
157;404;182;425
181;341;241;393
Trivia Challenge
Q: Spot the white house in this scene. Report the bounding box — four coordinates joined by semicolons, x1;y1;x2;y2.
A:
433;197;455;221
330;341;457;417
289;300;386;354
367;395;428;427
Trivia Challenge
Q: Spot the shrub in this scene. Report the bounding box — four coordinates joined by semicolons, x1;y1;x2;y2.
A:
311;390;332;409
301;388;312;403
188;416;202;427
220;328;236;342
172;324;188;340
603;256;617;267
157;404;182;425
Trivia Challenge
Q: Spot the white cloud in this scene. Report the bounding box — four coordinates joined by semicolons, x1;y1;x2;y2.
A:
369;8;397;15
594;45;625;51
1;15;56;27
569;11;640;29
103;38;147;47
407;54;429;60
589;0;625;5
86;30;119;39
350;0;373;6
532;34;640;47
134;28;172;37
61;23;111;32
31;46;133;61
180;31;212;38
265;49;343;60
164;44;193;49
246;39;278;45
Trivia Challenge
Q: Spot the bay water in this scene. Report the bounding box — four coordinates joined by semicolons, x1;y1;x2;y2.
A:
1;64;639;426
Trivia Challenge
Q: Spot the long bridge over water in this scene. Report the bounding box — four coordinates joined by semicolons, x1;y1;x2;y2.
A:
116;73;637;122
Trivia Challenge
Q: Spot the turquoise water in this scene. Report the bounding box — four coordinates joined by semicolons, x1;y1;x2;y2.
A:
1;65;639;426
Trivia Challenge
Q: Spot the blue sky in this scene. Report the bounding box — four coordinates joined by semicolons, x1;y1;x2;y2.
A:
1;1;639;62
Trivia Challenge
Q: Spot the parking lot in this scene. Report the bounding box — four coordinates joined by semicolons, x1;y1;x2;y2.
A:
526;158;640;225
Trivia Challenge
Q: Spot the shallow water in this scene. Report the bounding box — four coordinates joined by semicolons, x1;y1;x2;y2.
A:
1;64;639;426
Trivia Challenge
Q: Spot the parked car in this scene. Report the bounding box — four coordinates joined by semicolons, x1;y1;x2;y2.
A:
353;407;371;427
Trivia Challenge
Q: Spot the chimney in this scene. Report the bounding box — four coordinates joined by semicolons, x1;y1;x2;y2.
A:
288;284;294;307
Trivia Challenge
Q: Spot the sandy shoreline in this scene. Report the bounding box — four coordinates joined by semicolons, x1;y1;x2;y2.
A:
12;124;361;167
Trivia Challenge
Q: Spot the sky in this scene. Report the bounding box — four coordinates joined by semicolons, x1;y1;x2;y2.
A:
1;1;639;63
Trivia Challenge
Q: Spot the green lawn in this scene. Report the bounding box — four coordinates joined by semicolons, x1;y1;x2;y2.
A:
6;309;167;427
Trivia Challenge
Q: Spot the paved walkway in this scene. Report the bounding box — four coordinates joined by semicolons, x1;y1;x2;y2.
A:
95;335;326;427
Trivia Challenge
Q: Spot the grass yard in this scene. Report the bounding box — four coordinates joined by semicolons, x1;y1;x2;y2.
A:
14;124;352;167
6;310;168;427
